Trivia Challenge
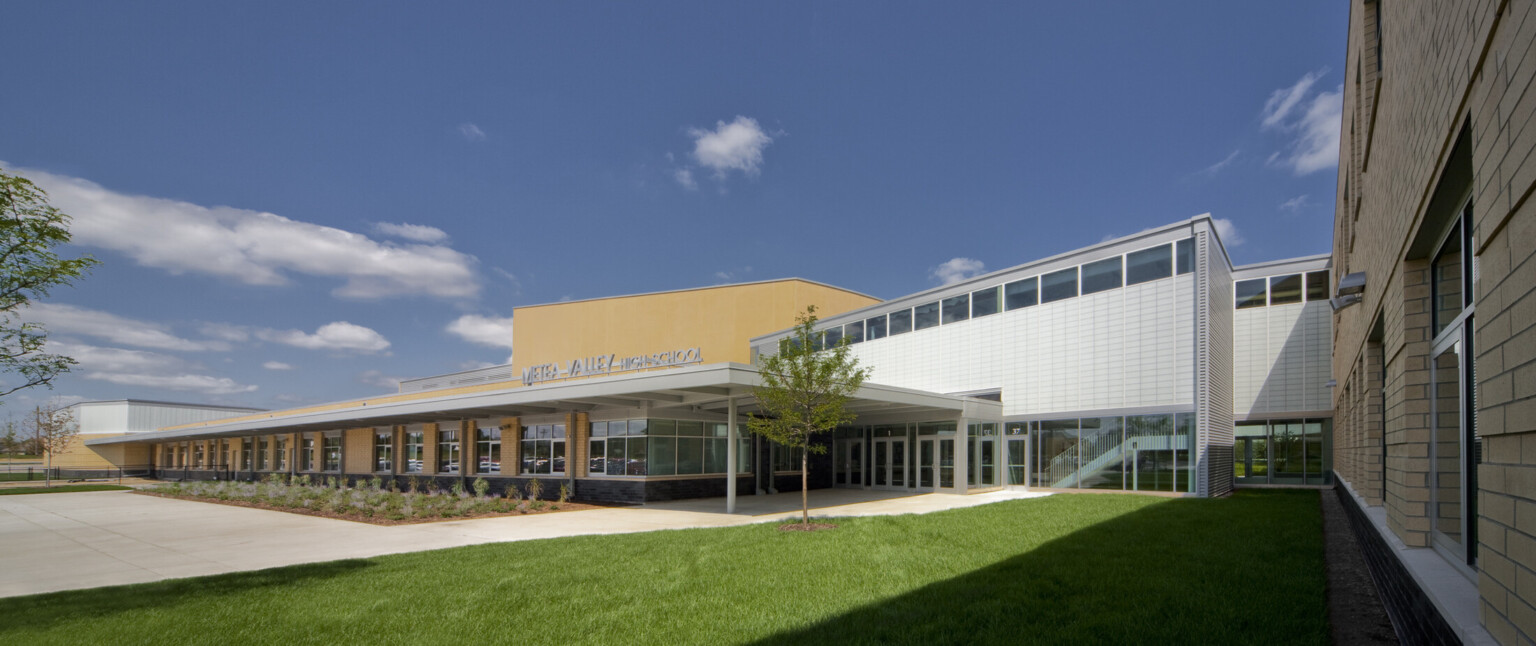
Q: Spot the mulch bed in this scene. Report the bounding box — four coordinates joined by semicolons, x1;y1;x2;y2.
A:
134;490;618;526
778;522;838;532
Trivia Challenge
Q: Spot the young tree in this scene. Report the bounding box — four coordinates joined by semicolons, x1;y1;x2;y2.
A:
32;401;80;487
0;170;99;401
747;305;869;526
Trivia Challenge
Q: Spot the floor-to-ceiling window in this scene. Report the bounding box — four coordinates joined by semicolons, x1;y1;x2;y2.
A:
1232;419;1332;486
1029;414;1195;492
1429;204;1479;568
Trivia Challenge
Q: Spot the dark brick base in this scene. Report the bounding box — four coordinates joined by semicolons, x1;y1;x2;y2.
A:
1334;482;1459;646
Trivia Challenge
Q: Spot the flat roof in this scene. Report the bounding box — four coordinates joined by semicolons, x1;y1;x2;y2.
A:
87;363;1001;446
70;399;267;411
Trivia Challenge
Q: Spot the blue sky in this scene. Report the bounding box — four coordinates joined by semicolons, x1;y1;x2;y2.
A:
0;2;1348;412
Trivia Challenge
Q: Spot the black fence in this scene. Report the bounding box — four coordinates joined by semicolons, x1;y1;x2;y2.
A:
0;463;153;484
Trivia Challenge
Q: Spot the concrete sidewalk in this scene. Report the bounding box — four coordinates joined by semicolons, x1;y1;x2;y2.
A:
0;488;1047;598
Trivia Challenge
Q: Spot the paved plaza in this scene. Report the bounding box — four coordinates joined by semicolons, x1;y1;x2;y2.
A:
0;488;1047;598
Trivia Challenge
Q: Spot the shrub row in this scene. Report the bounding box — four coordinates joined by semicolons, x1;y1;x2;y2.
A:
146;474;571;521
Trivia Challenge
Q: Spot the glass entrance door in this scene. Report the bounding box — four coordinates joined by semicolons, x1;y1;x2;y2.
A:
918;439;934;489
835;439;864;488
871;437;907;490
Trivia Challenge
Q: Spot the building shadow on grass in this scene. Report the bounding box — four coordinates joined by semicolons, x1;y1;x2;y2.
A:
752;490;1328;646
0;559;373;632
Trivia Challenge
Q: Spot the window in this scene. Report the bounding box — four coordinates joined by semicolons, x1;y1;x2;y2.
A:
257;436;270;470
772;444;804;472
476;426;501;474
193;443;205;468
888;309;912;335
322;435;341;472
843;320;864;344
1080;257;1122;295
1176;238;1194;274
374;430;393;472
941;294;969;324
913;301;940;330
865;314;887;340
1004;277;1038;310
1126;244;1173;285
301;436;315;471
1269;274;1303;305
1235;278;1268;309
589;418;751;477
1040;267;1078;303
438;429;460;473
404;430;424;473
240;439;252;471
520;424;566;475
971;286;999;317
275;437;288;471
1432;220;1468;337
1306;270;1330;301
1430;205;1479;567
822;326;843;349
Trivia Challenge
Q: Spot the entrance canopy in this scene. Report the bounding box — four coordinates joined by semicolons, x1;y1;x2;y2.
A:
86;363;1002;446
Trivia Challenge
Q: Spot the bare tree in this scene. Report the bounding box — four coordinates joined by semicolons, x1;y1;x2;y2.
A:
32;402;78;487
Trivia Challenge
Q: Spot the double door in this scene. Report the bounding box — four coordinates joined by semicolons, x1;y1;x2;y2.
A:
836;436;910;490
870;437;906;490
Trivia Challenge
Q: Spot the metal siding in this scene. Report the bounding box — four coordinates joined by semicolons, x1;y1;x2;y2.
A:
1196;229;1235;497
831;270;1198;419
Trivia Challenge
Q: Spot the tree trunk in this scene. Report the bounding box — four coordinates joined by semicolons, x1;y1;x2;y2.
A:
45;453;52;488
801;450;809;525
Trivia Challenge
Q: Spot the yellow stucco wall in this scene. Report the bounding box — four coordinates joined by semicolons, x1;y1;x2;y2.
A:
48;434;151;469
512;279;879;374
160;279;878;434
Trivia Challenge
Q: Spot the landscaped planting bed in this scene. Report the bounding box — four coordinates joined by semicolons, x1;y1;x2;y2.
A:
141;475;601;524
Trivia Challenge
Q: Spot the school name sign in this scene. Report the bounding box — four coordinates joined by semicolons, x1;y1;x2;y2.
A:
520;348;704;385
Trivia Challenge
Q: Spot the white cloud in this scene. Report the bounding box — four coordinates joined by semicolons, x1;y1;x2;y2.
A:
1199;150;1240;176
1286;88;1343;175
47;341;258;395
25;303;229;351
1258;71;1342;176
373;222;449;244
1261;69;1324;129
688;116;774;178
931;258;986;285
14;166;481;300
457;360;498;371
257;322;390;354
1278;195;1311;212
262;361;293;371
491;267;522;294
458;122;487;142
199;322;251;343
674;168;698;190
1213;217;1245;247
88;373;258;395
358;370;404;391
446;314;515;364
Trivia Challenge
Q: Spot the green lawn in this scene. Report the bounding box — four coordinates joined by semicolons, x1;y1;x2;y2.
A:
0;485;133;495
0;490;1325;645
0;472;47;482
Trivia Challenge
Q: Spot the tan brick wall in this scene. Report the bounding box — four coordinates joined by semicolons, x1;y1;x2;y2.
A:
422;423;439;475
1334;0;1536;642
343;428;372;475
573;412;590;478
506;421;525;476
